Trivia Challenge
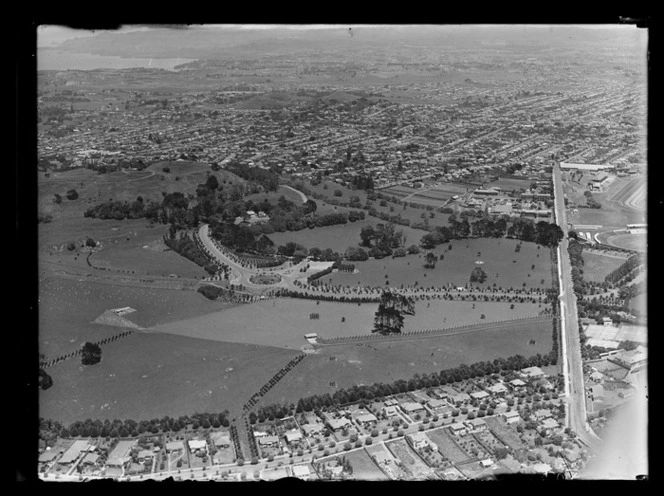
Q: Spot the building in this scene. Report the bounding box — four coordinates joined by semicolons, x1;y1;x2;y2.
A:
106;440;135;469
464;418;488;433
355;412;378;425
188;439;208;455
449;422;468;436
382;406;399;418
589;385;605;402
449;392;471;405
406;432;437;451
81;452;100;466
539;418;559;435
533;409;553;421
608;346;647;373
400;402;425;415
480;459;494;468
257;435;280;448
210;431;232;449
284;430;304;445
502;410;522;424
510;378;527;389
58;440;93;466
560;162;614;172
38;450;59;464
470;391;490;401
137;450;154;463
486;383;509;396
520;366;545;379
302;423;324;437
166;441;184;454
323;414;352;432
290;464;311;480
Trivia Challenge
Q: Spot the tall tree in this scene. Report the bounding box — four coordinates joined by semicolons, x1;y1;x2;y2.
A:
424;252;437;269
372;291;415;335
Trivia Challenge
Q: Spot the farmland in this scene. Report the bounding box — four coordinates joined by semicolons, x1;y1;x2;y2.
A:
581;251;630;283
149;298;545;349
39;332;300;425
322;237;553;290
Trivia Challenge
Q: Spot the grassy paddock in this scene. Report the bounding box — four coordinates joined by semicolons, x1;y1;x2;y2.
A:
149;298;544;349
39;332;299;425
581;251;629;282
323;237;553;290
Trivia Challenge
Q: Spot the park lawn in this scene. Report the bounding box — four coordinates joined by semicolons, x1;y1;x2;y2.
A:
581;251;628;283
323;237;553;291
39;332;300;425
345;448;390;481
149;298;544;349
253;318;553;412
267;218;427;254
38;276;235;358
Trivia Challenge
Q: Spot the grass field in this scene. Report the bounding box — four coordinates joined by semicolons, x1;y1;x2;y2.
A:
38;277;234;358
581;251;629;282
39;332;300;425
267;218;427;254
604;233;647;252
254;317;553;410
149;298;544;349
323;237;553;290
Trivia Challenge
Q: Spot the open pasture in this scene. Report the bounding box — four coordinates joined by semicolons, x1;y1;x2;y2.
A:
255;317;553;411
38;276;233;358
267;219;426;253
581;250;630;282
323;237;553;290
149;298;544;349
39;332;299;425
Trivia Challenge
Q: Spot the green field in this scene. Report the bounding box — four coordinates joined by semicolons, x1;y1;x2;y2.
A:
581;251;629;282
255;318;553;410
323;237;553;290
345;448;389;480
38;277;233;358
150;298;544;349
39;332;299;425
267;218;427;254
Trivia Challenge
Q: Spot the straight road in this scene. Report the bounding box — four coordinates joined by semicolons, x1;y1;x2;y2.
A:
552;165;602;450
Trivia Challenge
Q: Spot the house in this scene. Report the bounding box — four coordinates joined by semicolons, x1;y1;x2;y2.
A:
400;402;425;415
284;430;303;445
449;422;468;436
449;392;471;405
464;418;488;433
427;398;449;410
510;379;527;389
407;432;437;451
470;391;490;401
355;412;378;425
502;410;522;424
59;440;93;465
480;459;494;468
137;450;154;463
188;439;208;455
539;418;559;435
323;414;352;432
302;423;324;437
486;383;508;396
290;464;311;479
533;409;553;421
165;441;184;454
520;366;545;379
257;435;280;448
601;316;613;326
382;406;399;418
81;452;99;466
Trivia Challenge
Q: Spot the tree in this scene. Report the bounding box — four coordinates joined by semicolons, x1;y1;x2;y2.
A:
372;291;415;335
81;342;102;366
39;354;53;390
66;189;79;200
470;266;487;283
424;252;437;269
85;237;97;248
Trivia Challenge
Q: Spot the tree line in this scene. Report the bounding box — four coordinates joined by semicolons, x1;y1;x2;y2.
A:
604;254;645;285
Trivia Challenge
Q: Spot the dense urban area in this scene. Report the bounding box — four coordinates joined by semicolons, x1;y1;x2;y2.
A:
35;25;647;481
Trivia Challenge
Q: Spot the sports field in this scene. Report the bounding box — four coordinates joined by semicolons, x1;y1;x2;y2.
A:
323;237;553;290
149;298;544;349
581;251;630;282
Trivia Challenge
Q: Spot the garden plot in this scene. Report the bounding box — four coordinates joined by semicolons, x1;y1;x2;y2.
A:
426;428;471;464
385;439;437;480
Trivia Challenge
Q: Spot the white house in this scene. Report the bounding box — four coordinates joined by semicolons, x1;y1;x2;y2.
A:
284;430;303;445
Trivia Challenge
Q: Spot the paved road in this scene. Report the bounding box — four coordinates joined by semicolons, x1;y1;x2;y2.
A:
552;165;602;450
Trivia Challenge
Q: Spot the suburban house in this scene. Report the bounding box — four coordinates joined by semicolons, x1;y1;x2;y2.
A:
520;366;545;379
470;391;490;401
502;410;522;424
449;422;468;436
58;440;93;466
257;435;280;448
81;452;99;466
533;409;553;421
302;423;325;437
590;371;604;383
188;439;208;456
382;405;399;418
588;385;605;402
106;440;135;469
539;418;559;435
137;449;154;463
399;401;425;416
509;378;527;389
323;414;352;432
355;412;378;426
290;464;311;480
464;418;488;433
407;432;438;451
165;440;184;454
480;459;494;468
284;429;304;445
449;392;471;406
486;383;509;396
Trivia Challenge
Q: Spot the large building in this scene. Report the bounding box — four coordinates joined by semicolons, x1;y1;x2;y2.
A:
560;162;614;172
